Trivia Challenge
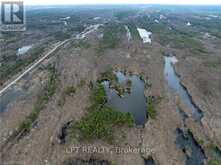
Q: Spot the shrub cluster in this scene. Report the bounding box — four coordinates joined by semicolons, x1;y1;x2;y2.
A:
71;82;134;141
18;65;57;132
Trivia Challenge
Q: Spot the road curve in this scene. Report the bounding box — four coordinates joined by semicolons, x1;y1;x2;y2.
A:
0;39;70;97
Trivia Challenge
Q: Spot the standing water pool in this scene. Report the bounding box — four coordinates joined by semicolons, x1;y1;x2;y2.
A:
164;56;203;121
103;72;147;125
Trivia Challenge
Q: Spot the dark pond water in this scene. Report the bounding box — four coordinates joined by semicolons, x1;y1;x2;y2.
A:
0;86;24;112
176;128;206;165
164;56;203;121
144;157;155;165
103;72;147;125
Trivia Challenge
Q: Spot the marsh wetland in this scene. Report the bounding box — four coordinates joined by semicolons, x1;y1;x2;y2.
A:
0;4;221;165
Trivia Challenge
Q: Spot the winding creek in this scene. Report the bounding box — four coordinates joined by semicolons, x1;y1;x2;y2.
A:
164;55;207;165
176;128;206;165
103;72;147;125
164;56;203;121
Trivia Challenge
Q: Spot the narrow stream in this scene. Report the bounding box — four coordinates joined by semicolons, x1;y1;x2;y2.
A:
103;72;147;125
176;128;206;165
124;25;132;41
164;56;206;165
164;56;203;121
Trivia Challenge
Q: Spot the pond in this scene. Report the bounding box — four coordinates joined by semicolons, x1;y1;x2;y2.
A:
144;157;155;165
103;72;147;125
164;56;203;121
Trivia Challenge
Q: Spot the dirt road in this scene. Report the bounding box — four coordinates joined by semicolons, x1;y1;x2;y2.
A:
0;39;70;97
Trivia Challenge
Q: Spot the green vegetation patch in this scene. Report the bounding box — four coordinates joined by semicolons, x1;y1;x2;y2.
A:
208;159;221;165
64;86;76;96
98;69;132;96
146;96;162;119
18;65;57;132
68;24;85;33
77;105;134;140
146;96;156;119
127;23;141;40
192;18;221;39
135;15;207;55
157;30;207;54
207;144;221;165
90;82;107;107
1;32;21;43
114;10;138;20
0;45;45;85
98;68;118;83
96;23;125;55
54;31;70;41
69;81;134;142
205;60;221;70
77;79;86;88
73;40;91;49
58;80;86;107
102;24;124;48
